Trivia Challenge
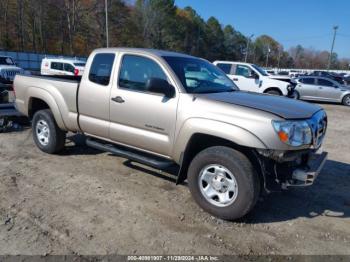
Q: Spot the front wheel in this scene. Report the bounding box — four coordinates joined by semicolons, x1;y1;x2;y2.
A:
32;109;66;154
342;94;350;106
187;146;260;221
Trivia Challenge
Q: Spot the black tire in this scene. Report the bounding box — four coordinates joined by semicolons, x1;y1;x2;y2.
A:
32;109;66;154
265;89;282;96
342;94;350;106
187;146;260;221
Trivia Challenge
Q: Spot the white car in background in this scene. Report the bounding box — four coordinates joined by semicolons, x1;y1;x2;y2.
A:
41;58;86;76
213;61;295;97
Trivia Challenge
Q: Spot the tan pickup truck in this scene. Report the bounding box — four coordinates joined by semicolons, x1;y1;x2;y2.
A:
14;48;328;220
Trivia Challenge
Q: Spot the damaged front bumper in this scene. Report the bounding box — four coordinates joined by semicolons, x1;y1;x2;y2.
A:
282;152;328;188
256;149;328;192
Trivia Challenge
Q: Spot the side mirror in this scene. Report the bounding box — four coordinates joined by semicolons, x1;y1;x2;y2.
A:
249;72;259;80
146;78;175;98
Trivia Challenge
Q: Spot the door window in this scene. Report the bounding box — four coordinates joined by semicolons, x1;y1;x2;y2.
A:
51;62;63;71
300;78;315;85
216;63;232;74
118;55;167;92
235;65;251;77
89;53;115;86
64;63;75;73
317;78;335;87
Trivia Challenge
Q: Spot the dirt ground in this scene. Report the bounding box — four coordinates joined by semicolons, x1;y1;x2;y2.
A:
0;103;349;255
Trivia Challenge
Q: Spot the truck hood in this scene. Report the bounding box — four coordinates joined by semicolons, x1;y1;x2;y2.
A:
268;75;292;83
0;65;22;71
269;75;290;80
199;91;322;120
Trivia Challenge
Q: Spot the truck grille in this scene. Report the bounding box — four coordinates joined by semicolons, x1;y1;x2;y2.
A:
308;110;327;149
2;70;21;81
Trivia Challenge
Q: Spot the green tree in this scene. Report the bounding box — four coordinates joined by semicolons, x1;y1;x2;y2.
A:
204;16;225;61
134;0;177;49
223;25;247;61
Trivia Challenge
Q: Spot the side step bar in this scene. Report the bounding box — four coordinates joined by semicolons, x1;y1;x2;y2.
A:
86;138;176;170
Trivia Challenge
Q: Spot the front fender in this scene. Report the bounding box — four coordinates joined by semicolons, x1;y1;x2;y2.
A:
172;118;267;163
263;78;289;96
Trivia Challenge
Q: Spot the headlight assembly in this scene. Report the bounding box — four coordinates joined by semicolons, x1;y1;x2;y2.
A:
272;120;312;147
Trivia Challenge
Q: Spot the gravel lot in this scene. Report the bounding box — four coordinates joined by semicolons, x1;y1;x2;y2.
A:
0;103;349;255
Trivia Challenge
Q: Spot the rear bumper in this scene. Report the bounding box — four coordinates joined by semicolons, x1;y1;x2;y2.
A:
283;152;328;187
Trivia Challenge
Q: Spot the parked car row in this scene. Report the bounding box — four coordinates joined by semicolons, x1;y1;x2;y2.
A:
308;71;346;85
213;61;350;106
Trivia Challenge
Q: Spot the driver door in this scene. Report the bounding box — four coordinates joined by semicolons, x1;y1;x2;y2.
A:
109;54;178;157
232;65;260;92
297;77;318;100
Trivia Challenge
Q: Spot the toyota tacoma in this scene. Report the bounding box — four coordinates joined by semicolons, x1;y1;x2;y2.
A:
14;48;328;220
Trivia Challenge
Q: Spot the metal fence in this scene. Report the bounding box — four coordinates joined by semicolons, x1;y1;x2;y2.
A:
0;50;87;71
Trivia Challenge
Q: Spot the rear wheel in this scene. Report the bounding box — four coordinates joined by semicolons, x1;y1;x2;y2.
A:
32;109;66;154
187;146;260;221
342;95;350;106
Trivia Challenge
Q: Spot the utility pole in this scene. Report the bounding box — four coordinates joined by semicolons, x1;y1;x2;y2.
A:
244;34;254;63
105;0;109;48
327;26;338;70
265;45;270;68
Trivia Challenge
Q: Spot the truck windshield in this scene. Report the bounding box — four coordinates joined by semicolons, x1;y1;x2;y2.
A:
0;57;14;65
163;56;237;94
251;64;269;76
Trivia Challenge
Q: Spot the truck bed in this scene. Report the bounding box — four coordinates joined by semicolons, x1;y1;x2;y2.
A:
14;74;80;131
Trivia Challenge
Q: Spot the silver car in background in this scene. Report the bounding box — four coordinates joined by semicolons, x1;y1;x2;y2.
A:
295;76;350;106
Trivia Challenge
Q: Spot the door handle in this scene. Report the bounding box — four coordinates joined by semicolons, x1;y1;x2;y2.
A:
233;78;239;81
319;87;323;89
111;96;125;103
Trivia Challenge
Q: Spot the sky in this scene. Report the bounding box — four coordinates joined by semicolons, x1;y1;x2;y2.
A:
175;0;350;59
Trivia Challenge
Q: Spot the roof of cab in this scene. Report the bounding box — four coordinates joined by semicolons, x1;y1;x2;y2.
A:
93;47;196;59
